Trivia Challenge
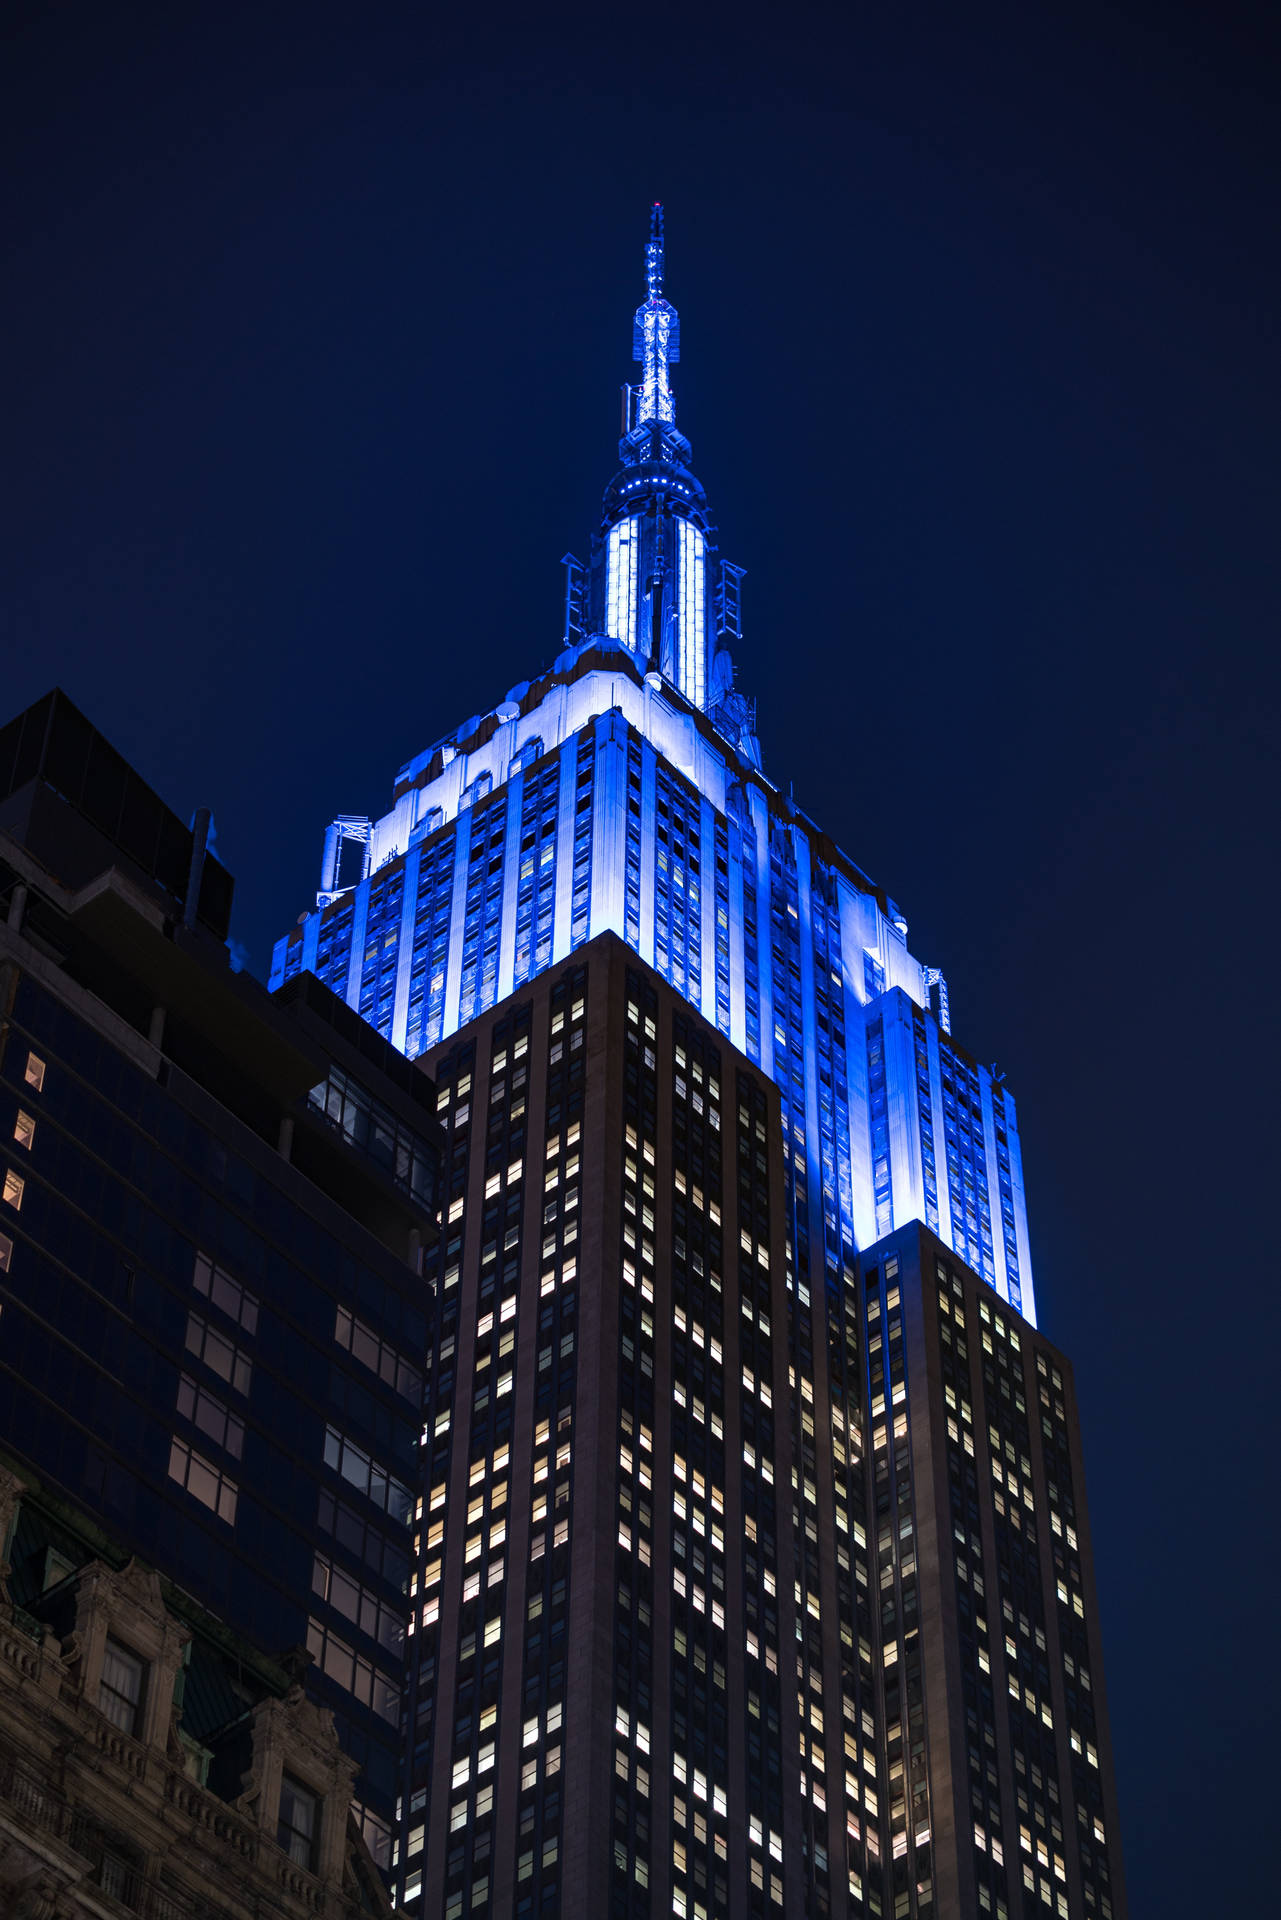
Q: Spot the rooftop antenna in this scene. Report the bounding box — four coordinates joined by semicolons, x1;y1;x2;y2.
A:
633;202;679;428
560;554;586;646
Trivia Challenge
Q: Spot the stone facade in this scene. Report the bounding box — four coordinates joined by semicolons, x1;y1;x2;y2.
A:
0;1480;390;1920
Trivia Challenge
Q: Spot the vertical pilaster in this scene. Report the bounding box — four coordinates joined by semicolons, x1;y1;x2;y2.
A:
726;813;747;1058
844;999;876;1250
343;876;370;1012
748;786;773;1080
1004;1090;1036;1328
979;1072;1008;1307
300;911;320;977
883;986;924;1233
925;1017;954;1253
637;739;657;971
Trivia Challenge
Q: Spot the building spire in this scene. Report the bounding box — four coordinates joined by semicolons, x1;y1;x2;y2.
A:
633;202;680;429
645;201;665;300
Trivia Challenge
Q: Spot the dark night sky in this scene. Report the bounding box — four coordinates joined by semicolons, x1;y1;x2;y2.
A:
5;2;1279;1908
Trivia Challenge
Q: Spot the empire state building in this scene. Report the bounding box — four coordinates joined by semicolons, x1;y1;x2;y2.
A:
272;209;1126;1920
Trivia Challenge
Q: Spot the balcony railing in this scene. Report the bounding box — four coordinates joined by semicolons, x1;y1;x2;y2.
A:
0;1737;354;1918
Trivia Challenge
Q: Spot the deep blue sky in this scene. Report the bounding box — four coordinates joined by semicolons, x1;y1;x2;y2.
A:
5;3;1279;1909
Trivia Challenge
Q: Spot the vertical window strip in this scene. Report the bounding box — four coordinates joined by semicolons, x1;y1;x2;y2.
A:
459;797;508;1024
677;521;706;708
570;737;595;949
740;818;761;1065
992;1090;1021;1307
359;866;405;1039
713;816;731;1037
406;831;458;1058
653;766;701;1005
614;970;659;1909
607;518;639;651
624;736;643;950
912;1010;940;1236
939;1042;995;1282
866;1017;893;1239
514;763;560;985
316;900;355;1000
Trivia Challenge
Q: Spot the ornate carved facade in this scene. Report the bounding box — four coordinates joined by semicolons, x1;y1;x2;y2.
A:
0;1473;390;1920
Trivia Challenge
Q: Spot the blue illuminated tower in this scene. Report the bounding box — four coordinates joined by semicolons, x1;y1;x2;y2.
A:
270;211;1125;1920
273;206;1031;1325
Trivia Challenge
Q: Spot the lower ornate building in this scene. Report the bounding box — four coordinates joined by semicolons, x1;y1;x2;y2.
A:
0;1463;391;1920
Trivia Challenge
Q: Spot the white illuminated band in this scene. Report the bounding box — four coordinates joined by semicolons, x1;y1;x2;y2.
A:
606;517;640;651
676;520;706;709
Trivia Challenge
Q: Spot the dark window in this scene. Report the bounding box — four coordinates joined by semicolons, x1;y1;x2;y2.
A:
278;1773;321;1870
99;1636;145;1735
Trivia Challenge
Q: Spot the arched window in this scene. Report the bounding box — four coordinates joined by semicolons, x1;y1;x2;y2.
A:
460;771;493;811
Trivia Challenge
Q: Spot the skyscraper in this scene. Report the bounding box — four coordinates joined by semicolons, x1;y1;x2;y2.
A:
271;210;1125;1920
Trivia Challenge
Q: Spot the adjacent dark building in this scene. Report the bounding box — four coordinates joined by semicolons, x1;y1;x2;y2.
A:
0;689;443;1865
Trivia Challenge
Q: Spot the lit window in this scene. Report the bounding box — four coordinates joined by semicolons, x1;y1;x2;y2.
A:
99;1636;145;1735
676;519;707;707
606;516;640;650
177;1373;245;1459
278;1773;320;1870
13;1112;35;1151
168;1437;238;1524
185;1311;252;1397
2;1169;23;1210
0;1233;12;1272
193;1251;258;1333
24;1052;46;1092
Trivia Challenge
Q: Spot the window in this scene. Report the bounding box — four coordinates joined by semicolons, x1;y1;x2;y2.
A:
0;1232;11;1273
334;1304;423;1403
305;1619;399;1724
193;1251;258;1332
278;1773;320;1871
13;1111;35;1150
99;1636;145;1735
42;1546;76;1591
356;1803;392;1872
316;1490;409;1589
606;516;640;649
676;519;707;706
309;1065;438;1210
177;1372;245;1458
24;1051;46;1092
323;1426;412;1524
70;1816;141;1907
312;1553;405;1655
168;1437;238;1523
2;1169;23;1210
185;1311;252;1395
